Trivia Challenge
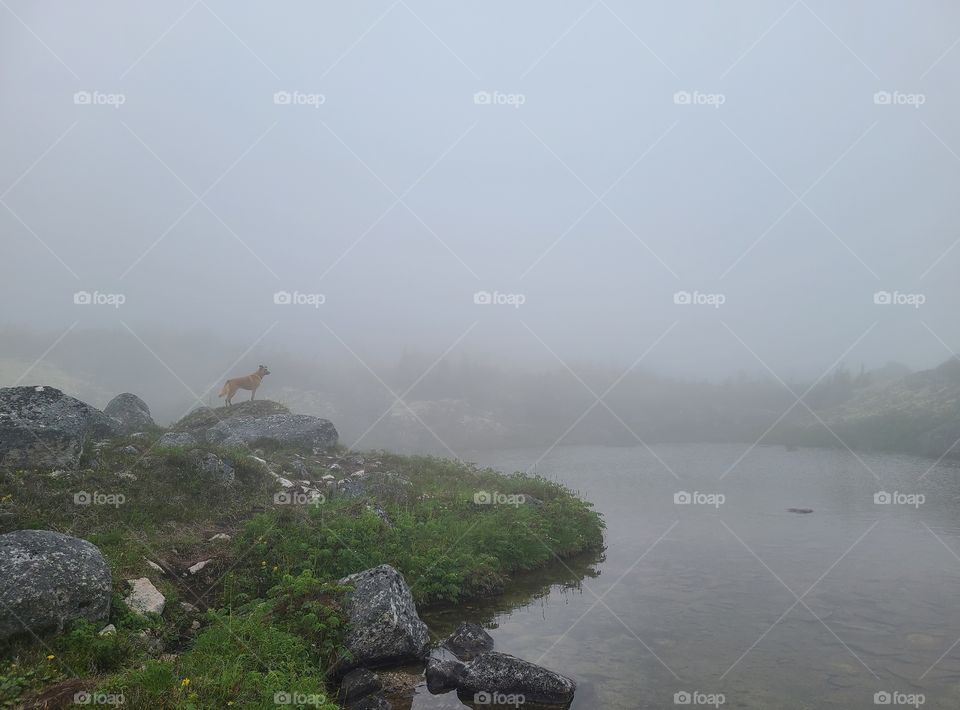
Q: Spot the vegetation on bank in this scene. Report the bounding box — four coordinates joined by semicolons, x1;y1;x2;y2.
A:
0;437;603;708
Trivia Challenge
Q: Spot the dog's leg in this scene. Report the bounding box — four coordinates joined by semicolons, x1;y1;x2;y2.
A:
250;387;256;401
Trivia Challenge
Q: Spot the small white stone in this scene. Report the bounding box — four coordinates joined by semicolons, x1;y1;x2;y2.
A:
125;578;165;616
188;559;213;575
208;533;231;542
145;559;164;574
98;624;116;636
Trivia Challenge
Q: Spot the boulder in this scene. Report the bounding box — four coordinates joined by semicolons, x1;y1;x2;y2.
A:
0;530;112;643
157;431;198;447
338;471;413;504
206;413;338;450
103;393;155;434
125;577;165;616
339;668;385;708
426;652;576;706
337;565;429;673
444;622;494;660
0;386;120;470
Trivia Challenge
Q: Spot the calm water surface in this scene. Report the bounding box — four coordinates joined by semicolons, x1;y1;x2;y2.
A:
408;443;960;710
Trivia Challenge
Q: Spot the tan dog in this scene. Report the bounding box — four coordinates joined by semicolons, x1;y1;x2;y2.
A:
218;365;270;406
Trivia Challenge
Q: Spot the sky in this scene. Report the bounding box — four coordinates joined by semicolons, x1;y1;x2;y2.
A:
3;1;960;384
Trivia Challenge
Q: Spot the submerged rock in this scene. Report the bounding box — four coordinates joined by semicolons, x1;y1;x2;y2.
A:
0;530;112;643
787;508;814;514
0;386;120;470
103;393;155;434
336;565;430;674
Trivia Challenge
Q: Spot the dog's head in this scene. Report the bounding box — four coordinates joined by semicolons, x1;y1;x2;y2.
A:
257;364;271;377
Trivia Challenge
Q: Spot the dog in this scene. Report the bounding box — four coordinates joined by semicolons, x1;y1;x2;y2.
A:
218;365;270;406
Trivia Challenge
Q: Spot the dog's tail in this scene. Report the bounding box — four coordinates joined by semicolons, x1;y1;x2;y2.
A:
217;382;228;398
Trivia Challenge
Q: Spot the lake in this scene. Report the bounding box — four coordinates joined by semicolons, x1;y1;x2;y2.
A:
410;443;960;709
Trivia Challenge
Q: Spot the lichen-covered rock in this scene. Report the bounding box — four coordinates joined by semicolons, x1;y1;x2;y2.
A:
336;565;429;673
189;451;235;485
426;652;576;705
444;622;494;660
338;471;413;504
0;386;120;470
0;530;112;643
206;413;338;450
103;393;155;434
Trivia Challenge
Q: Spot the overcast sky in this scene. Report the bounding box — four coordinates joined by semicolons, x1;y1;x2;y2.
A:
3;1;960;382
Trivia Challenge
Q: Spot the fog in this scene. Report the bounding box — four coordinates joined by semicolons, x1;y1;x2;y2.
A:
3;2;960;450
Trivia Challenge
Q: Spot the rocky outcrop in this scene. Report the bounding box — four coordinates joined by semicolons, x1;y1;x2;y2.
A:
0;530;112;643
426;652;576;706
336;565;429;674
0;386;120;469
103;393;155;434
338;471;413;504
444;622;494;660
206;413;338;450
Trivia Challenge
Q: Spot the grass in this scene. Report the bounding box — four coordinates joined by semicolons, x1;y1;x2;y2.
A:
0;435;604;708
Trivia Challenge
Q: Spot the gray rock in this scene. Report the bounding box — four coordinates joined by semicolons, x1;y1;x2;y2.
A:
206;413;338;450
0;530;112;643
339;668;383;705
444;622;494;660
103;393;155;434
0;386;120;470
125;577;165;616
351;697;391;710
425;658;464;693
339;471;413;504
157;431;198;447
459;652;576;705
190;451;235;485
337;565;429;673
